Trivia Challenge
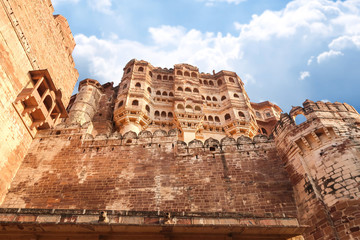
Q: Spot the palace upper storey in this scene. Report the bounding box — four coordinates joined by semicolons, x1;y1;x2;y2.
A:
67;59;281;142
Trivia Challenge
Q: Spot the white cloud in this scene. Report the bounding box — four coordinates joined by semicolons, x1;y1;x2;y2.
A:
200;0;246;7
307;56;315;65
52;0;80;6
88;0;112;14
328;35;360;50
317;50;343;63
299;71;310;80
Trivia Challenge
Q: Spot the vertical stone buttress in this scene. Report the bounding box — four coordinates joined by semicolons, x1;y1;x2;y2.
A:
274;100;360;240
67;79;104;125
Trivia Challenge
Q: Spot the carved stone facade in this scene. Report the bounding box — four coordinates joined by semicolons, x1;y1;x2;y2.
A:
1;1;360;240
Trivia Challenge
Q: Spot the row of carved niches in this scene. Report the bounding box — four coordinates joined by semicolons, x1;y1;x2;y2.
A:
13;70;68;137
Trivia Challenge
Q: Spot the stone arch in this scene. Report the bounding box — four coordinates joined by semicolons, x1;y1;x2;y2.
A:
138;130;152;138
149;71;153;77
177;87;183;91
229;77;235;83
253;134;269;143
237;135;252;144
184;71;190;77
217;79;222;86
185;105;193;111
145;105;150;113
204;138;220;149
123;131;137;140
157;75;162;80
188;139;203;148
209;80;214;86
118;100;124;108
43;95;53;111
193;88;199;93
176;70;183;76
191;72;197;78
169;76;174;80
135;82;141;88
212;97;217;101
162;91;168;96
221;96;226;101
153;129;168;137
234;93;239;98
177;104;184;109
168;129;178;136
215;116;220;122
156;90;161;95
138;66;144;72
185;87;192;92
221;136;236;146
147;87;151;94
206;96;211;101
163;75;168;80
194;106;201;111
161;111;167;118
132;100;139;106
204;80;208;85
208;115;214;121
224;113;231;121
238;111;245;117
168;112;173;118
155;110;160;117
169;92;174;96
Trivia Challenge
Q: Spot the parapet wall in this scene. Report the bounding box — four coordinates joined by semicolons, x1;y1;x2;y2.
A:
1;124;297;219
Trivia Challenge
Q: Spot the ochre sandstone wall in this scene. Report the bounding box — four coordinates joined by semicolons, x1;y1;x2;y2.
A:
2;126;297;219
274;100;360;240
0;0;78;203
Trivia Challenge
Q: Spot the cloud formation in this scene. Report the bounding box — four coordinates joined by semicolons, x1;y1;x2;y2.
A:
73;0;360;110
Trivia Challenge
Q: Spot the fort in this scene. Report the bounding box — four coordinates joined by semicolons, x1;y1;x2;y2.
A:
0;1;360;240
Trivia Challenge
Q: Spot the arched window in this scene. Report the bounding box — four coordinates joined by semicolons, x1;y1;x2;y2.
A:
126;68;131;74
138;67;144;72
147;87;151;94
163;75;168;80
225;113;231;120
209;81;214;86
149;71;153;77
193;88;199;93
215;116;220;122
261;128;267;135
169;92;174;96
176;70;183;76
199;79;202;84
186;105;192;110
177;104;184;109
145;105;150;113
212;97;217;101
217;79;222;86
123;84;127;89
206;96;211;101
195;106;201;111
118;100;124;108
132;100;139;106
135;82;141;88
256;111;262;118
43;95;53;111
155;111;160;117
208;116;214;121
169;76;174;80
201;96;205;100
162;91;168;96
168;112;173;118
295;114;307;125
191;72;197;78
156;91;161;95
157;75;162;80
229;77;235;83
238;111;245;117
204;80;208;85
221;96;227;101
266;112;272;117
185;87;192;92
161;111;167;117
204;116;207;121
177;87;183;91
234;94;239;98
184;71;190;77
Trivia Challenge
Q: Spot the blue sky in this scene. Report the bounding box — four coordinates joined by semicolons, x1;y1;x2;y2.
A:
53;0;360;112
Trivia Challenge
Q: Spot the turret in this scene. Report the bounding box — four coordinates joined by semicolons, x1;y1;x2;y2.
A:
273;100;360;240
67;79;104;125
